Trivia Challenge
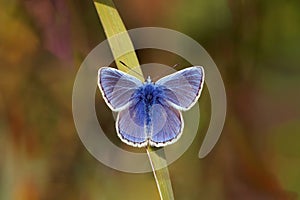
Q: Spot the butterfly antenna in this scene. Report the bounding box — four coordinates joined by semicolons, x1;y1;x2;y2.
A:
119;61;144;79
172;63;179;69
152;64;179;81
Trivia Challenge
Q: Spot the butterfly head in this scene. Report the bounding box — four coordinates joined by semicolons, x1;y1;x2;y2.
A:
146;76;152;83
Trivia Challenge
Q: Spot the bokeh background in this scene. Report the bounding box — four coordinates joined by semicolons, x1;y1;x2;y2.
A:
1;0;300;199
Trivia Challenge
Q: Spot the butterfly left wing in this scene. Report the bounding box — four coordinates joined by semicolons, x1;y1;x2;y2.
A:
156;66;204;111
149;99;183;147
98;67;143;111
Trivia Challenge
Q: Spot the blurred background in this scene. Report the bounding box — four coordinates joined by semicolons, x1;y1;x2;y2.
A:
1;0;300;199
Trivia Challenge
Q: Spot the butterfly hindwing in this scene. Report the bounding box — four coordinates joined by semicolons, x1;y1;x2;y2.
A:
98;67;142;111
156;66;204;110
116;98;148;147
150;99;183;146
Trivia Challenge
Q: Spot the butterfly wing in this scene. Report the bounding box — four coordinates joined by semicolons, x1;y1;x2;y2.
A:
149;99;183;147
155;66;204;111
116;97;148;147
98;67;143;111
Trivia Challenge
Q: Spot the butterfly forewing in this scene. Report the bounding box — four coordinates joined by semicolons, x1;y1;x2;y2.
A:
98;67;142;111
156;66;204;110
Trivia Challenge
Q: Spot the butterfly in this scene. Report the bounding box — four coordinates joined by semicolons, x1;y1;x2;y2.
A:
97;66;205;147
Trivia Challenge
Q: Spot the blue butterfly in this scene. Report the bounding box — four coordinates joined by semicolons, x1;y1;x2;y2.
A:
97;66;205;147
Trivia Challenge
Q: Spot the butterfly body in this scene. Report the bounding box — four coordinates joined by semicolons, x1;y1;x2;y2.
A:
129;79;172;138
98;66;204;147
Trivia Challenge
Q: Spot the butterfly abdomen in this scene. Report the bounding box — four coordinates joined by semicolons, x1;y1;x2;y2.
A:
139;83;165;137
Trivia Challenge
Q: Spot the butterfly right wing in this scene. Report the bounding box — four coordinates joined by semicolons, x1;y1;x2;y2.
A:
98;67;148;147
98;67;143;111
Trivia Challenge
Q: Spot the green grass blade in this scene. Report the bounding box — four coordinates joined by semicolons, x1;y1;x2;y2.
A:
147;147;175;200
93;1;175;199
94;0;142;78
